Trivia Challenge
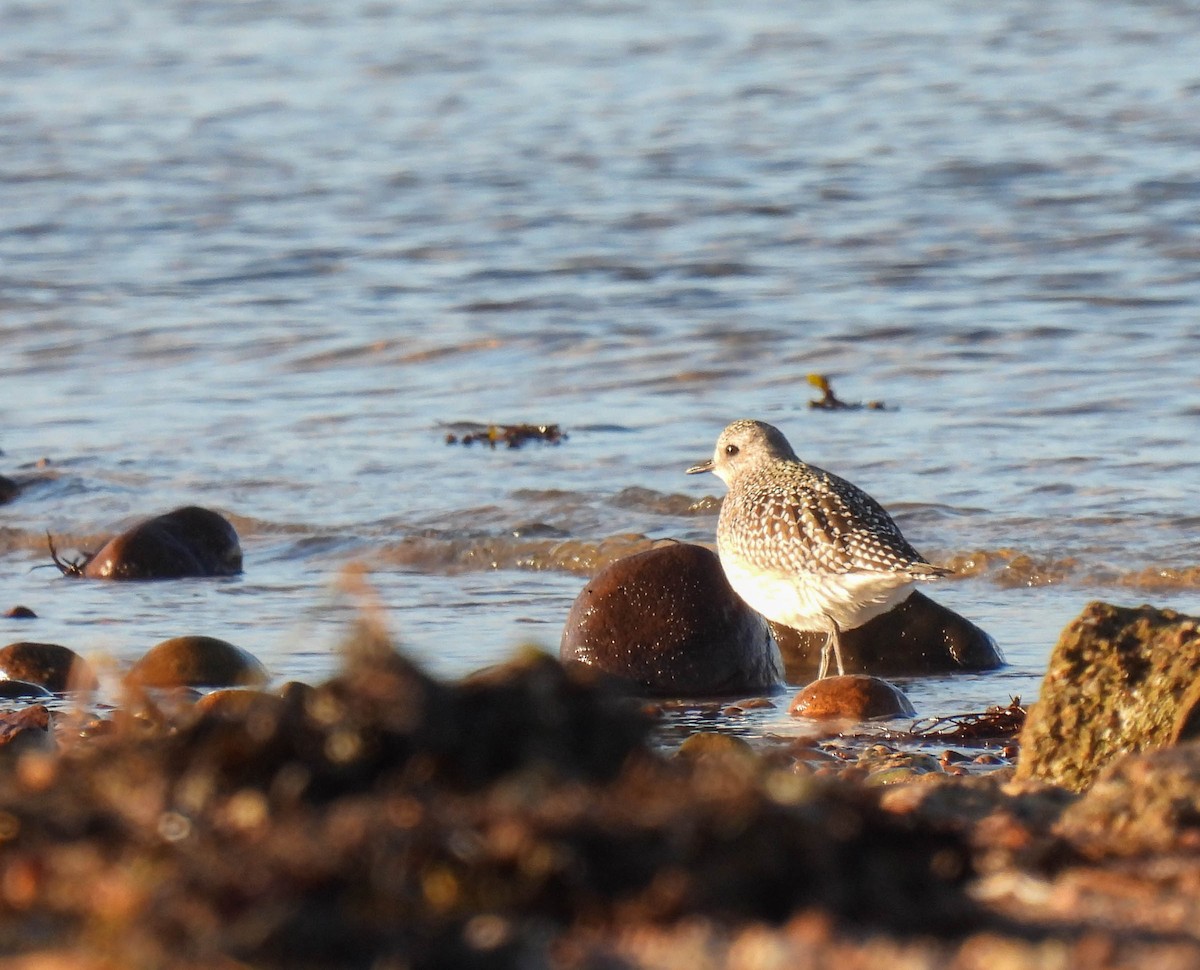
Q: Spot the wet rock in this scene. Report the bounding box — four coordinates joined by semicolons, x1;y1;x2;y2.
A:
125;636;268;689
1017;602;1200;792
0;474;18;505
560;542;783;696
3;606;37;619
0;680;53;701
1057;741;1200;856
771;590;1002;681
790;674;916;721
50;505;242;580
0;641;99;693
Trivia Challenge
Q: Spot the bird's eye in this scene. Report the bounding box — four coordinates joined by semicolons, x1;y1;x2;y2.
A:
724;444;740;457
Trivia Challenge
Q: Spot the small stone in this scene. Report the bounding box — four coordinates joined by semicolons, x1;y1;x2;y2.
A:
789;674;917;721
0;641;99;693
3;606;37;619
125;636;268;689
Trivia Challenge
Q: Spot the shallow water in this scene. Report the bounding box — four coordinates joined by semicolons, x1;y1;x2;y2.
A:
3;0;1200;730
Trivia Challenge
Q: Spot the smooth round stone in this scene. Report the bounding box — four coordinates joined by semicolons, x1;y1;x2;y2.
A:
4;606;37;619
0;641;99;693
560;543;783;697
789;674;917;721
125;636;268;689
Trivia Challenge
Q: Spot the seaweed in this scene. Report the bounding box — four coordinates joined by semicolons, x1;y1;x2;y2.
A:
445;423;567;449
807;373;888;411
908;697;1026;743
45;532;93;577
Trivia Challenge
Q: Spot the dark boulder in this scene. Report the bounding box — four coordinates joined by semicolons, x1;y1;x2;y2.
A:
770;590;1002;682
50;506;242;580
560;542;783;696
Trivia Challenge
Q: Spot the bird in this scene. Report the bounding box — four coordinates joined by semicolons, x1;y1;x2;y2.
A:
686;419;950;679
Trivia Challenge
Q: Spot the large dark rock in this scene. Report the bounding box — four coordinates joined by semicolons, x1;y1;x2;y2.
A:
50;506;242;580
1017;602;1200;792
770;590;1002;682
560;542;783;696
790;674;916;721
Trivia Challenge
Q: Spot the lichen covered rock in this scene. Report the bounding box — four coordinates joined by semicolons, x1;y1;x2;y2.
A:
1017;602;1200;792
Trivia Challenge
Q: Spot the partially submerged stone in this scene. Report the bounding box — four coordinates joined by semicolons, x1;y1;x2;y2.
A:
125;636;268;690
771;590;1002;681
50;506;242;580
790;674;916;721
560;543;783;697
0;641;98;693
1017;602;1200;792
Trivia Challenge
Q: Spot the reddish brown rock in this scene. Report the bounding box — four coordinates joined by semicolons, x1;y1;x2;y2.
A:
771;590;1002;681
790;674;916;721
560;542;783;696
0;641;99;693
50;506;242;580
0;704;53;755
3;606;37;619
125;636;268;690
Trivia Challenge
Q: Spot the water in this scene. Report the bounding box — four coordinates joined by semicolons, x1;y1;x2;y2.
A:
3;0;1200;732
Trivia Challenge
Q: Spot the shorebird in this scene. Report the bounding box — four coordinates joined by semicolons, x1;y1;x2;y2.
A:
687;419;950;679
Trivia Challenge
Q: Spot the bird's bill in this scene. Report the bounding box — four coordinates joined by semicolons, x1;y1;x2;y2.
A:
685;459;714;475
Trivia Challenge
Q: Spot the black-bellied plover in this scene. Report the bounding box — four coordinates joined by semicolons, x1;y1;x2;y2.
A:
687;419;950;679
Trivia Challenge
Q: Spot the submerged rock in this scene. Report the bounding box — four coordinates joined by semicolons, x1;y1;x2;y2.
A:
1017;602;1200;792
771;591;1002;681
0;641;98;692
125;636;268;689
49;505;243;580
560;542;783;696
790;674;916;721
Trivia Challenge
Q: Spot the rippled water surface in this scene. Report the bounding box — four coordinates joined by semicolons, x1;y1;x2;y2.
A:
4;0;1200;729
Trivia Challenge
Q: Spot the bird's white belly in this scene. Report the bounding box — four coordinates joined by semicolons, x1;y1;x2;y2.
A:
718;552;915;632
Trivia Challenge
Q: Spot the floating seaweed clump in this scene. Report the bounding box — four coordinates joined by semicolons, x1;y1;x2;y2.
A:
807;374;888;411
445;423;567;448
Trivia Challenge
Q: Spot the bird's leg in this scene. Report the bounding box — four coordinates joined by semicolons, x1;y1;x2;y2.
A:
817;615;845;679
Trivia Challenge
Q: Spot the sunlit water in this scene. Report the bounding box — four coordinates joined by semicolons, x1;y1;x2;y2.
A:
4;0;1200;738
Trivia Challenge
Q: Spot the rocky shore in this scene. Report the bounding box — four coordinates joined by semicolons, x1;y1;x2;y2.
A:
0;600;1198;968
